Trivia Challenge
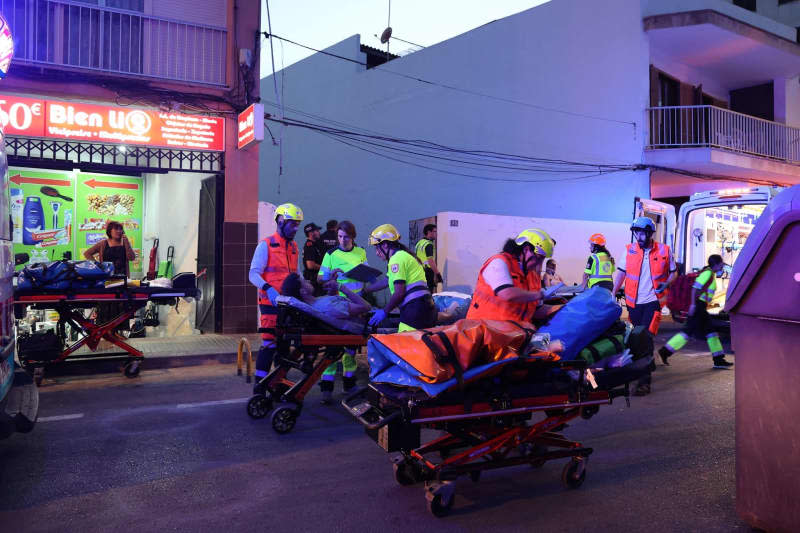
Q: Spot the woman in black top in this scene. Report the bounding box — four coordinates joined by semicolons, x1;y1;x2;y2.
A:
83;220;136;277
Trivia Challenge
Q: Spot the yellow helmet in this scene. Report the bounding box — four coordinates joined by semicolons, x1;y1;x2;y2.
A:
275;203;303;222
515;228;555;258
369;223;401;245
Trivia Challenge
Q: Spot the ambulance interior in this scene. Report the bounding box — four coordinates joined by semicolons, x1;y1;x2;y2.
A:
683;203;766;314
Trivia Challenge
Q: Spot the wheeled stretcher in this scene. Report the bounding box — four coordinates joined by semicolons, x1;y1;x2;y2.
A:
342;321;648;517
14;284;200;384
245;296;396;433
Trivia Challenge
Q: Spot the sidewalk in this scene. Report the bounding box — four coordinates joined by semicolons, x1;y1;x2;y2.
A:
47;333;262;377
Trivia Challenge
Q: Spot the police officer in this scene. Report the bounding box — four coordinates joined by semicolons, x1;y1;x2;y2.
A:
366;223;437;332
302;222;325;295
415;223;443;294
320;219;339;253
248;203;303;394
579;233;615;291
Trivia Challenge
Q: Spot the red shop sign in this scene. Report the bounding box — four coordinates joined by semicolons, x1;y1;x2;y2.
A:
0;94;225;151
237;103;263;149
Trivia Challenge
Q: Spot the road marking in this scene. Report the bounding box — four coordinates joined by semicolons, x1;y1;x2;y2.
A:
175;397;249;409
38;413;85;422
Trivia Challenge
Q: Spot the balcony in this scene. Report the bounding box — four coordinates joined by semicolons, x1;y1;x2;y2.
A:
1;0;227;86
644;105;800;186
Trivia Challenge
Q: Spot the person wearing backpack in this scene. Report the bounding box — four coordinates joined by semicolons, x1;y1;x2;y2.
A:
658;254;733;369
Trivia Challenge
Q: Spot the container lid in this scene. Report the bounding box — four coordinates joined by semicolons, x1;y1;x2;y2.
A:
725;185;800;312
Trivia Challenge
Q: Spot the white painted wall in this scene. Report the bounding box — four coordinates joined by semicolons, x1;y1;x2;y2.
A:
259;0;651;272
784;75;800;128
436;211;631;293
142;171;208;336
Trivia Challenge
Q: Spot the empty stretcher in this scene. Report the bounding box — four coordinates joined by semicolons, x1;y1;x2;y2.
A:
342;318;648;517
14;284;200;383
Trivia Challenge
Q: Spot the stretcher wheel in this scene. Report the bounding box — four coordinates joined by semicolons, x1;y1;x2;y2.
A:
247;395;273;419
561;459;587;489
427;494;454;518
270;405;298;434
123;360;141;378
393;463;417;486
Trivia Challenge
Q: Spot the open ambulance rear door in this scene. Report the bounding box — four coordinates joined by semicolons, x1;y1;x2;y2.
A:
633;197;675;250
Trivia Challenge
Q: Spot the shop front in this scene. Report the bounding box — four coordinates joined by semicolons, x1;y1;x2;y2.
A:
1;93;225;340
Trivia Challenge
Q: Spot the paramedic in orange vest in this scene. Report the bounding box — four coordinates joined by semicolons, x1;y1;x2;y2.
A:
467;228;556;322
248;203;303;394
612;216;677;396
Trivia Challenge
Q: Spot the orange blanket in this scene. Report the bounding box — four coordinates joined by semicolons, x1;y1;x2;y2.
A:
370;319;558;384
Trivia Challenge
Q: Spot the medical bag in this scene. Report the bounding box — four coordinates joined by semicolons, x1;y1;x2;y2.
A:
17;260;115;291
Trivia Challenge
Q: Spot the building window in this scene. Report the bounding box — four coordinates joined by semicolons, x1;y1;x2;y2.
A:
733;0;757;11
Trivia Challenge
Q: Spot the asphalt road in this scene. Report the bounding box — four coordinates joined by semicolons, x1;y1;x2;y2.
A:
1;335;747;533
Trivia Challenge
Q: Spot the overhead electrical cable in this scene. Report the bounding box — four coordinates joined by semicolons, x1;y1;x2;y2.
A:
261;32;637;129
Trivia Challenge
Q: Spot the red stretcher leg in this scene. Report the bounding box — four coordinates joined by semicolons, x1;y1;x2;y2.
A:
62;308;143;360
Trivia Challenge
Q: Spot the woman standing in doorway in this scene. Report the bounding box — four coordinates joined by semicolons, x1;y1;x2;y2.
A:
83;220;136;277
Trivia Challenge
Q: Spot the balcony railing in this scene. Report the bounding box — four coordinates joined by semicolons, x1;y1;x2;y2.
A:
1;0;227;85
646;105;800;165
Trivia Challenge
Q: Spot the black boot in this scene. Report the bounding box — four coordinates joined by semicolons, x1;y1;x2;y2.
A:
319;380;335;405
342;376;357;394
658;346;672;366
713;355;733;369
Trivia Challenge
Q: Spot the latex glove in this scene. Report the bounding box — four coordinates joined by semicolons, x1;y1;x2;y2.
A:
263;285;280;306
369;309;387;326
654;282;668;294
687;303;696;317
435;273;443;284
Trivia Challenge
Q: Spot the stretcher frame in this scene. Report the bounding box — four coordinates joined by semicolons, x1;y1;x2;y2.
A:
343;358;631;517
246;301;387;433
14;288;197;383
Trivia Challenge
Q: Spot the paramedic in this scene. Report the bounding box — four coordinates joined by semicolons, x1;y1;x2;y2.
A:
579;233;615;292
612;216;677;396
249;203;303;394
466;229;556;322
317;220;368;400
415;224;443;293
365;223;437;332
658;254;733;369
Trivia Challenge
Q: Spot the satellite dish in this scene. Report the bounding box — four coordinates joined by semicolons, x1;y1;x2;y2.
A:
380;27;392;44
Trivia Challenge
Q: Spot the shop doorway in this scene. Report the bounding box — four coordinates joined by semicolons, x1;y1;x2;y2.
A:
196;174;222;333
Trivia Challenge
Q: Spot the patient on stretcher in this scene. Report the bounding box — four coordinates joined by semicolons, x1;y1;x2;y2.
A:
281;273;461;324
281;273;371;319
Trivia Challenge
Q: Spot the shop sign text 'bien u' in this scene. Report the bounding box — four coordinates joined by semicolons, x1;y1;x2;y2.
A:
237;103;263;149
0;94;224;151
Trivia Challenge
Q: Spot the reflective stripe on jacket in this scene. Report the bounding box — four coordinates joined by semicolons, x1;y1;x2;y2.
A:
586;252;615;288
623;242;671;308
257;232;299;306
415;238;434;268
467;253;541;322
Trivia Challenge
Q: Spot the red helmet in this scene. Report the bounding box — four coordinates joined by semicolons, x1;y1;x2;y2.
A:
589;233;606;246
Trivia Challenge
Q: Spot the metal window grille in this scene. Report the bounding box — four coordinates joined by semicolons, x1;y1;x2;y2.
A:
1;0;226;85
